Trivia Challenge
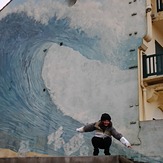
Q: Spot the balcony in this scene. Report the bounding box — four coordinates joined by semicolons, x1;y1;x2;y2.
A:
143;53;163;79
142;53;163;110
142;52;163;91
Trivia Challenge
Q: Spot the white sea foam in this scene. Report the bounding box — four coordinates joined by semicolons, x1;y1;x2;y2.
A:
63;133;85;156
42;43;137;124
47;126;65;151
47;126;87;155
18;140;30;157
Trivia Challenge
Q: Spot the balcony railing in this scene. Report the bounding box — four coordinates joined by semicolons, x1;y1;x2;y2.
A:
143;53;163;78
157;0;163;12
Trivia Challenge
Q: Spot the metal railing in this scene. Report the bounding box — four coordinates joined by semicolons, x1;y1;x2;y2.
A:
157;0;163;12
143;53;163;78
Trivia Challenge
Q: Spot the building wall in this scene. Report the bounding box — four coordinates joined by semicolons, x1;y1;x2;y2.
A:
138;120;163;160
0;0;162;162
140;12;163;121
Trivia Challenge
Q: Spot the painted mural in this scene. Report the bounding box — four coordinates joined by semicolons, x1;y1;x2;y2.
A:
0;0;162;162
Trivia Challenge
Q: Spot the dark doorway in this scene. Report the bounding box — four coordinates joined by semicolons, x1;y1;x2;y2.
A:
155;41;163;75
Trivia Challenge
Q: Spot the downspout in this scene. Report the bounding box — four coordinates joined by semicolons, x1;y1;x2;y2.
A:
139;0;152;120
144;0;152;42
139;50;147;121
142;86;147;121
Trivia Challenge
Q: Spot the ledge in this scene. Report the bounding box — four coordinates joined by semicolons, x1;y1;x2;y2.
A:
143;76;163;86
0;156;142;163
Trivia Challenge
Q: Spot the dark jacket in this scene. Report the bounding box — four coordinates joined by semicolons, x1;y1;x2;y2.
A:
83;121;123;140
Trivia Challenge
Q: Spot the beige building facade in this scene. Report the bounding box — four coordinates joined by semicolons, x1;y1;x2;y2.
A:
139;0;163;121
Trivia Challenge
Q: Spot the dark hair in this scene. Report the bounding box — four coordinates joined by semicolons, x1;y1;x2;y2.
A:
100;113;111;121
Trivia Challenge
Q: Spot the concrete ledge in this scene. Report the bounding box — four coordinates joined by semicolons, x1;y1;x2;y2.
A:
0;156;135;163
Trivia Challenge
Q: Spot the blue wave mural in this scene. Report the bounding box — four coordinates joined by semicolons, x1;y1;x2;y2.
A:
0;11;94;155
1;1;159;162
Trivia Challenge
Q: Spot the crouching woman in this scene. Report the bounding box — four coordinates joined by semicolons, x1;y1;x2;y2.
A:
76;113;131;156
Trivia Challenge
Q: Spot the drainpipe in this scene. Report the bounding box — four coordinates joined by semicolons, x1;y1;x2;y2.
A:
139;63;147;120
140;52;147;121
139;0;152;120
144;0;152;42
142;87;147;120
